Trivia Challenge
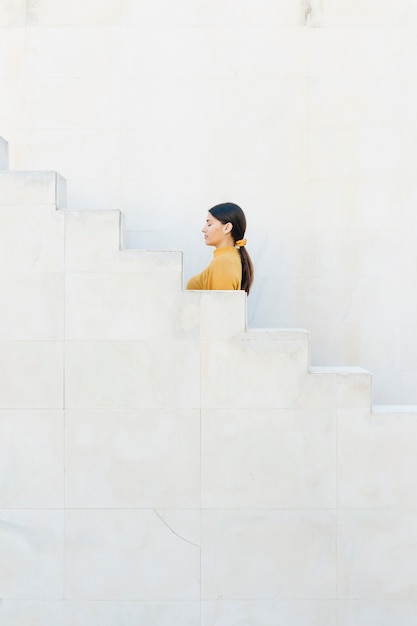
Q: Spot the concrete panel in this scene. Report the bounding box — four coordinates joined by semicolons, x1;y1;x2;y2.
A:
65;409;200;508
0;341;63;408
0;602;63;626
121;77;211;130
307;129;356;179
401;128;417;181
338;600;417;626
401;30;417;76
65;509;200;599
120;27;213;78
210;0;304;27
201;330;309;409
121;127;210;191
26;0;121;26
0;207;64;272
0;510;64;599
0;410;64;508
202;600;337;626
64;210;121;270
200;290;246;339
212;128;302;182
213;27;305;78
63;601;200;626
337;370;372;409
65;340;200;409
0;80;26;130
295;368;371;410
121;0;212;26
65;272;192;340
0;28;25;78
0;1;25;27
26;27;120;78
312;0;403;27
202;510;337;600
213;77;306;131
307;29;399;79
26;78;121;129
357;128;401;178
0;272;64;340
338;408;417;508
201;408;336;508
339;510;417;599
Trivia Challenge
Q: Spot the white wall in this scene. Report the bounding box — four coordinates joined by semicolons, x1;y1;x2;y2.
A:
2;164;417;625
1;0;417;403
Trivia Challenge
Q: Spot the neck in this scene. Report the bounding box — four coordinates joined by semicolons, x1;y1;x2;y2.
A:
215;236;234;249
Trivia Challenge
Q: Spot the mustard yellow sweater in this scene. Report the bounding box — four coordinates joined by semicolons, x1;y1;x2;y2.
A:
187;246;242;290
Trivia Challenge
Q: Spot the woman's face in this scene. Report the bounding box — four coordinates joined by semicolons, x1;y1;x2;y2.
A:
202;213;232;248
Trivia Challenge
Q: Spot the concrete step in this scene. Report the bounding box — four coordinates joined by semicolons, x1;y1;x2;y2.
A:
0;170;66;208
0;137;8;170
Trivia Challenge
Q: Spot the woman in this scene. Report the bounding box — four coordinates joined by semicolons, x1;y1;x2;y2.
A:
186;202;254;294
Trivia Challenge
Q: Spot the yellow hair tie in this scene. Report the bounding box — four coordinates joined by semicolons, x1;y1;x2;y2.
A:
235;238;247;248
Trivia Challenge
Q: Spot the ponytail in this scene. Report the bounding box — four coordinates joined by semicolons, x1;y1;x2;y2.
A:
239;246;254;294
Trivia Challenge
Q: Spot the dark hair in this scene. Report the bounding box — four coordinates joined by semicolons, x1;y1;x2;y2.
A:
208;202;254;294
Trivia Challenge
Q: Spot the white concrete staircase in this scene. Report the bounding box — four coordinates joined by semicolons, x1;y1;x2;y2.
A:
1;136;417;625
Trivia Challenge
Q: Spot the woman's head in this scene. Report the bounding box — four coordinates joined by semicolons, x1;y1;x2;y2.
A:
207;202;254;294
208;202;246;246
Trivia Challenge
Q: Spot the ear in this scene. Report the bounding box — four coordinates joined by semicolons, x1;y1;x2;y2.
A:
224;222;233;234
